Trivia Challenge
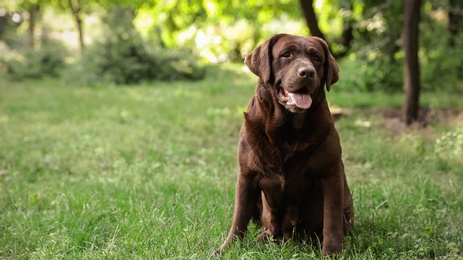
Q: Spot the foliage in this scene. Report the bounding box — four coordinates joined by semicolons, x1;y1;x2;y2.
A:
2;0;463;89
62;6;205;85
337;0;463;92
1;70;462;258
64;43;206;85
0;10;22;47
343;0;404;92
134;0;306;62
419;7;463;91
134;0;301;46
2;39;68;80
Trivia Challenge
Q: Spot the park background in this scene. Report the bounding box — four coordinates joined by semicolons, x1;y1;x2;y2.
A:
1;0;462;258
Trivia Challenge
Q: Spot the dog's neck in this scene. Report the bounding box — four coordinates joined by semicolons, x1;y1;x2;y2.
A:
244;83;332;145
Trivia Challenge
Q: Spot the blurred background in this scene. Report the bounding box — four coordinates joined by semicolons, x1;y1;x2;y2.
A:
1;2;463;258
0;0;462;91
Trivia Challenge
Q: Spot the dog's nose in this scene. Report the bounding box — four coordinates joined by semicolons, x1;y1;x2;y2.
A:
298;67;315;79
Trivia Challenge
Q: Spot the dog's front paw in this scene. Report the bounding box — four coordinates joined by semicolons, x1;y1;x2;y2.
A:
212;248;223;257
212;242;229;257
322;242;342;256
256;229;272;242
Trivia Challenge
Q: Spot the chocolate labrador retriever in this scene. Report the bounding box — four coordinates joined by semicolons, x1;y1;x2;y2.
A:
216;34;354;256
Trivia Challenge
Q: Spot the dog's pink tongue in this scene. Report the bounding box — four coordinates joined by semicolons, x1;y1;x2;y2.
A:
287;92;312;109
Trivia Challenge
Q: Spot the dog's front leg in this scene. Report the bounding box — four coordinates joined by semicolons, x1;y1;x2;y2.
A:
216;172;259;255
320;166;345;256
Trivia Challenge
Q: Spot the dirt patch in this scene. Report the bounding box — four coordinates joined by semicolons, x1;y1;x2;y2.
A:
379;107;463;126
334;107;463;139
379;107;462;131
373;107;463;142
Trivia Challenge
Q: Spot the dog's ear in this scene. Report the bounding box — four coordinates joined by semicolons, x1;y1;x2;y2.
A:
245;34;284;84
315;37;339;91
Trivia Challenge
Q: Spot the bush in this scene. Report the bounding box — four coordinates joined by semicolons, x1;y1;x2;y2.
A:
3;39;68;80
63;6;205;86
346;3;463;93
420;29;463;92
63;39;205;86
359;53;404;93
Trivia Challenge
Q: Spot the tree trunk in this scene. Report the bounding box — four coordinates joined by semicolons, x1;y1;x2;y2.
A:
76;16;84;58
26;5;40;51
403;0;423;126
68;0;84;59
299;0;354;58
299;0;325;39
448;0;463;48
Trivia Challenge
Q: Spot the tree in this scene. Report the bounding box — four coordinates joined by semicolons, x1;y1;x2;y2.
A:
25;3;40;50
67;0;84;58
403;0;423;125
3;0;44;50
299;0;325;39
299;0;355;58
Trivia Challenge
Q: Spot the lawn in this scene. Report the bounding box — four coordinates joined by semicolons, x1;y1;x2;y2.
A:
1;64;462;259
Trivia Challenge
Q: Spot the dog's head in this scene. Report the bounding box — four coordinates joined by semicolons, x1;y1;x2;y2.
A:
245;34;339;113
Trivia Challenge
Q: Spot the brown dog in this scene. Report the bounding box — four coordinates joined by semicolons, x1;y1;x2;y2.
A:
216;34;354;256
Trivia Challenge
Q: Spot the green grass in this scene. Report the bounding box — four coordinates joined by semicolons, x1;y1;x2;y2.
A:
1;64;462;259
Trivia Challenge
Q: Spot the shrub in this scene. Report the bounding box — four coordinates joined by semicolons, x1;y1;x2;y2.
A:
66;41;204;87
420;32;463;92
346;4;463;93
3;39;68;80
63;39;205;86
84;36;155;85
359;53;404;93
63;6;205;86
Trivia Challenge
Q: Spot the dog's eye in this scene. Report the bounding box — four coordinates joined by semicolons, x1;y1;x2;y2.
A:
281;51;291;58
313;55;321;62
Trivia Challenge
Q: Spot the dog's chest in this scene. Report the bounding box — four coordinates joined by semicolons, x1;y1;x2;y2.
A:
251;128;311;163
259;168;316;207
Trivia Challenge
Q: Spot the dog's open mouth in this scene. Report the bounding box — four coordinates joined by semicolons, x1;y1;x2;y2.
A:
278;87;312;110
